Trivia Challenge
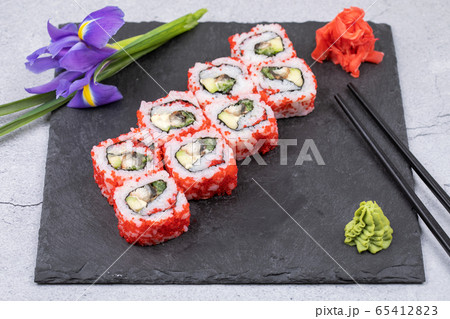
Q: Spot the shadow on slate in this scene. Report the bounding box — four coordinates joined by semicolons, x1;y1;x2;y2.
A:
35;22;425;284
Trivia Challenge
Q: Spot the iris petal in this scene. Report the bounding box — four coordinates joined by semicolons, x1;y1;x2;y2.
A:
59;42;115;73
89;81;123;106
55;79;73;98
67;80;123;108
66;90;86;108
47;35;80;57
25;57;60;74
78;6;125;49
55;47;69;59
65;66;96;96
26;46;48;64
25;71;82;94
47;21;78;41
61;23;79;33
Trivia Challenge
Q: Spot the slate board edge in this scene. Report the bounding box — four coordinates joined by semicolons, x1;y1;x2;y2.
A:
34;21;425;285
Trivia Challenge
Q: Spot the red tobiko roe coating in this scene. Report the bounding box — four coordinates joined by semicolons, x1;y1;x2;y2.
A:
311;6;384;78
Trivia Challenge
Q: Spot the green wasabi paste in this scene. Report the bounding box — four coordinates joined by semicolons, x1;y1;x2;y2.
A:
344;201;393;254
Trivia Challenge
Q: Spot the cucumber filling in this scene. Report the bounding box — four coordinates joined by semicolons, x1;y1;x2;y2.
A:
125;180;167;213
106;142;150;171
218;99;254;130
151;110;195;132
254;36;284;57
200;74;236;94
175;137;217;170
261;66;304;88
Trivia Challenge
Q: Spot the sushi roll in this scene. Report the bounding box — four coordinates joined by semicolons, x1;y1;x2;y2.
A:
113;171;190;246
250;57;317;119
91;128;163;205
163;128;238;200
137;91;208;146
229;24;296;65
203;94;278;160
187;57;255;108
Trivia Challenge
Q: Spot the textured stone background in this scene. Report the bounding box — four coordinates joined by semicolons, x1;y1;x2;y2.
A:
1;0;449;300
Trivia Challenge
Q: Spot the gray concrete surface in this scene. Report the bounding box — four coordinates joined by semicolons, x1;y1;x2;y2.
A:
0;0;449;300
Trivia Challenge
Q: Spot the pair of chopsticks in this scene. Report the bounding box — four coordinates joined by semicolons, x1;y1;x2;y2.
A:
335;84;450;257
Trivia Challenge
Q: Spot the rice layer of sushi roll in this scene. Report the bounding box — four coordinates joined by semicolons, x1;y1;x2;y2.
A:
187;57;254;108
250;57;317;119
91;128;163;205
163;128;238;200
203;94;278;160
229;24;296;65
137;91;207;146
113;171;189;246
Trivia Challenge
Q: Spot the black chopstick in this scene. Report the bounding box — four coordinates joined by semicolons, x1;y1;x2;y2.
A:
348;83;450;215
334;94;450;257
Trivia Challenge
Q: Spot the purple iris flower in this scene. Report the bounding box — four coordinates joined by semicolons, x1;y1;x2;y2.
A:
24;6;125;108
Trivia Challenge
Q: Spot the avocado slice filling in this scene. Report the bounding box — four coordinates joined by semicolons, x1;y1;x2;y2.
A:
125;180;167;213
200;74;236;94
218;99;254;130
175;138;217;170
254;36;284;57
261;66;304;88
151;110;195;132
106;142;150;171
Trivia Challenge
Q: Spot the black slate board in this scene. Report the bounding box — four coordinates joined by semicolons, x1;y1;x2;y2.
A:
35;22;425;284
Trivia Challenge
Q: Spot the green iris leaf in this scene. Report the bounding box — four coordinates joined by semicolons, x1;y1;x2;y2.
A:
0;92;55;117
0;94;73;137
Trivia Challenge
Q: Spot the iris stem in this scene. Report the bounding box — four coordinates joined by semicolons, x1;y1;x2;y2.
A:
96;42;166;82
107;34;144;50
0;91;55;116
0;94;73;137
95;8;207;79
